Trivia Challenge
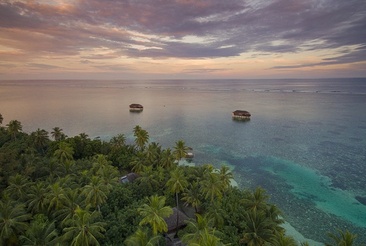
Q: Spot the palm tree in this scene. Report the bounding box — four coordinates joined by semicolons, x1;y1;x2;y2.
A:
54;142;74;174
218;165;233;191
154;166;166;186
125;227;162;246
6;119;22;140
20;147;39;176
200;171;223;202
265;204;284;231
271;231;297;246
137;131;149;151
91;154;111;174
240;210;276;246
133;125;150;151
193;164;214;182
47;182;67;212
166;167;189;235
110;133;126;149
138;195;173;236
78;132;89;140
181;214;221;245
4;174;30;201
187;228;224;246
166;167;189;208
72;133;89;158
55;188;81;225
173;140;189;161
27;181;49;214
20;214;59;246
327;229;357;246
242;187;269;212
51;127;64;141
182;182;202;213
159;148;175;169
130;152;148;173
96;163;119;189
45;159;61;178
54;142;74;164
145;142;161;166
62;206;106;246
137;166;161;191
206;202;225;229
31;128;49;153
81;176;109;212
0;198;31;244
133;125;142;135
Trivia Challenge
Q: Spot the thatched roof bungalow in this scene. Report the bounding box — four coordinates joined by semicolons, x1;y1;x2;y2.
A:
164;208;190;246
119;172;138;183
129;104;143;112
164;207;189;234
185;152;194;159
185;147;194;159
232;110;251;120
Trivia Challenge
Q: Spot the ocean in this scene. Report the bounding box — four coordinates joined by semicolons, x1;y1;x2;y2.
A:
1;78;365;243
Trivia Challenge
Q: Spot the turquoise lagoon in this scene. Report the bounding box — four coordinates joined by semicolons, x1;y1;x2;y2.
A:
0;79;365;243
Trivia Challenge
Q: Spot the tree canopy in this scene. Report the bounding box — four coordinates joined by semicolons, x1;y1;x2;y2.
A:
0;116;360;246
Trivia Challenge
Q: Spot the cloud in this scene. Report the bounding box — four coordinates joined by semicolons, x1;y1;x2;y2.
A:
27;63;61;69
0;62;17;68
80;60;91;64
92;64;131;71
272;45;366;69
183;68;229;74
0;0;365;68
81;53;120;60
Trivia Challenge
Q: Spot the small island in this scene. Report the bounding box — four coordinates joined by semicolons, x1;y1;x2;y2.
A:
232;110;251;121
129;103;143;112
0;115;359;245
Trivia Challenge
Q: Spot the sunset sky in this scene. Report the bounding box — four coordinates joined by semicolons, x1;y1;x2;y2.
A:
1;0;366;80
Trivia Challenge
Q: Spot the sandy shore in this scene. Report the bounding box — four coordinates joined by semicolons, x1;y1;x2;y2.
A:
282;220;323;246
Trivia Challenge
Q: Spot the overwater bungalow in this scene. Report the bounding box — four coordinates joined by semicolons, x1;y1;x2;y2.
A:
232;110;251;120
185;147;194;159
185;152;194;159
129;103;143;112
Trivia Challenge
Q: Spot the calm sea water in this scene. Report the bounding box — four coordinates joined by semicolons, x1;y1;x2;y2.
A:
1;78;366;243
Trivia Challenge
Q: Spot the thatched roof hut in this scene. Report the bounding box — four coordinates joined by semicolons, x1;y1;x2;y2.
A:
164;207;189;233
119;172;138;183
129;104;143;112
185;147;194;159
185;152;194;159
232;110;251;120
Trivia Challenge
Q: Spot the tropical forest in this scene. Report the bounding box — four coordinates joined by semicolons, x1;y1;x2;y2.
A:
0;113;360;245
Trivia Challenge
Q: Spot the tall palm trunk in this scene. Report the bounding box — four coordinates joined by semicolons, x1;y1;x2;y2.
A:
175;192;180;237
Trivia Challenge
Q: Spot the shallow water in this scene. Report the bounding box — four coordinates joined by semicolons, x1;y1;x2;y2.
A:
263;157;366;227
1;78;366;243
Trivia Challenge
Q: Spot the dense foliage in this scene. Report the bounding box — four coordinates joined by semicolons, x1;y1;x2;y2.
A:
0;113;359;245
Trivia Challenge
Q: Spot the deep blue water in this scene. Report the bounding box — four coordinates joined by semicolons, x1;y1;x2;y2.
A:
1;78;366;243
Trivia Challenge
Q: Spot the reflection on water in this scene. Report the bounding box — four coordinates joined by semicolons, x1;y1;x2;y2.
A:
1;79;366;243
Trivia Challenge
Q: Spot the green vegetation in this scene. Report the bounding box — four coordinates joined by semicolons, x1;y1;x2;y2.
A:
0;116;360;245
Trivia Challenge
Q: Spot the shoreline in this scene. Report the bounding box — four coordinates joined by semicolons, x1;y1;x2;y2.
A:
227;167;324;245
282;220;323;245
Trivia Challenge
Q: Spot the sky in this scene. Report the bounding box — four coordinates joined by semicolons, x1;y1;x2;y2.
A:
0;0;366;80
